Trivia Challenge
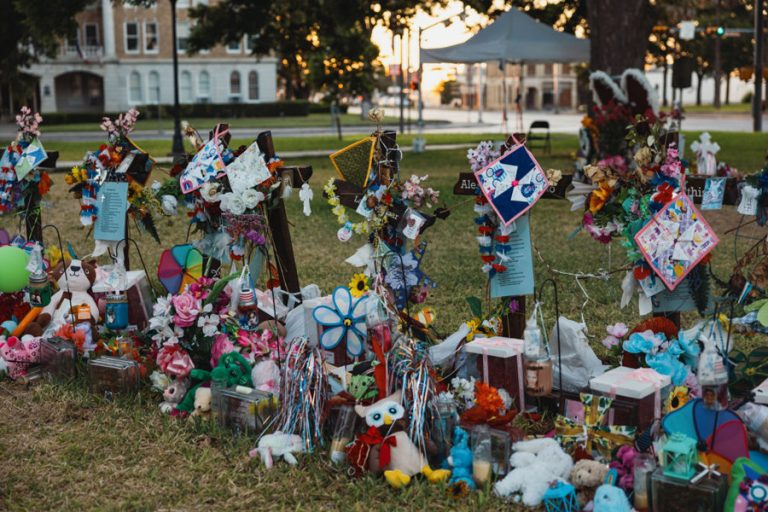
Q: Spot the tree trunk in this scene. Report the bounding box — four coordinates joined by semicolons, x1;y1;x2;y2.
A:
725;73;731;105
587;0;655;74
696;71;704;106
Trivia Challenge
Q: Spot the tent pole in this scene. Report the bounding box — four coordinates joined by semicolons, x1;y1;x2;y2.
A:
518;62;525;133
477;63;483;124
553;62;560;114
501;59;508;134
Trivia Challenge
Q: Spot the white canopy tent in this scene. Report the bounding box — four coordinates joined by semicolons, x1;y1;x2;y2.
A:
420;8;589;130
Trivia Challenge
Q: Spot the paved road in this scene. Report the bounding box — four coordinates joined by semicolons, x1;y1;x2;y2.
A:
2;107;767;142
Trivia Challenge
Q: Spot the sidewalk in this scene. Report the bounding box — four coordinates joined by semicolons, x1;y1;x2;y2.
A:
54;142;476;169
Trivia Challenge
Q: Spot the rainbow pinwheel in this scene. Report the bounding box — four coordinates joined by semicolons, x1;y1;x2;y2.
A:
157;244;203;294
312;286;367;357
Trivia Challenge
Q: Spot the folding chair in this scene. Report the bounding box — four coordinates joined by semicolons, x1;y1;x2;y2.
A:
527;120;551;155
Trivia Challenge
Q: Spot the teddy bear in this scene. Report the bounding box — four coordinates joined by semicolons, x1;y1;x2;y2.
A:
159;378;190;414
190;386;212;418
494;437;574;507
0;335;41;379
176;351;253;415
593;479;633;512
347;390;450;488
570;459;609;507
28;259;99;335
251;358;280;394
250;431;305;469
447;426;475;492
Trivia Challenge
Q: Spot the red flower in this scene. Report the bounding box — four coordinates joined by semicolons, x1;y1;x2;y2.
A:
37;172;51;195
652;182;675;205
633;266;651;280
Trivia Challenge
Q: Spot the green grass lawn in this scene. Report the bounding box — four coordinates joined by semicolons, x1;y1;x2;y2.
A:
1;131;768;510
43;113;446;133
683;102;753;114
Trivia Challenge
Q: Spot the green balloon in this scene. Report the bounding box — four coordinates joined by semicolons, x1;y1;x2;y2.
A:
0;246;30;293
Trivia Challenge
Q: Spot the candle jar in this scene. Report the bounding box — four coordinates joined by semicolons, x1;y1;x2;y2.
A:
525;357;553;396
472;425;493;486
218;386;279;437
429;401;458;466
39;338;76;383
87;356;140;399
633;454;656;512
28;273;51;307
700;384;729;411
75;304;92;323
330;405;358;463
105;292;129;330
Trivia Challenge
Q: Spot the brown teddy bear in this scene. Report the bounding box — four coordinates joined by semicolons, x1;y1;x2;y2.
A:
24;259;98;336
570;459;609;507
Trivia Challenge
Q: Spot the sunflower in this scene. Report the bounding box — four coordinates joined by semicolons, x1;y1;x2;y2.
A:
348;273;369;298
666;386;690;412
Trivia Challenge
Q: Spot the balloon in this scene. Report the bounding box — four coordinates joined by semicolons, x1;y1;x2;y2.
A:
0;246;30;293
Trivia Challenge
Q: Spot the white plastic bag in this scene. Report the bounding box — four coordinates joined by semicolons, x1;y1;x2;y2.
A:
549;316;607;392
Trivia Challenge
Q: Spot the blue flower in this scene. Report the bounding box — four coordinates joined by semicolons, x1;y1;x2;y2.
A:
313;286;368;357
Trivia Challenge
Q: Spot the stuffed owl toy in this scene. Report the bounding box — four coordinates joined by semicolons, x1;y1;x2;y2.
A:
348;390;450;488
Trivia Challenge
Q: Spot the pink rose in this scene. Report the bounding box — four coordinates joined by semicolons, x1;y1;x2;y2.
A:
211;333;237;367
606;323;628;338
157;343;194;378
172;292;201;328
601;335;620;349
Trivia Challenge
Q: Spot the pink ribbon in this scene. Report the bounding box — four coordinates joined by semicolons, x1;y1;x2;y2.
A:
479;338;525;412
608;368;665;423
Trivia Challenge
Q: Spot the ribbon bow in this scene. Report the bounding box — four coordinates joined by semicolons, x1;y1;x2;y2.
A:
626;368;667;420
358;426;398;467
555;393;637;458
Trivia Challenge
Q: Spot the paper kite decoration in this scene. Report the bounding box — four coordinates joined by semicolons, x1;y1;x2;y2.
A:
312;286;368;357
225;140;271;194
14;137;47;180
383;241;436;311
179;127;228;194
662;398;748;476
329;136;375;189
554;393;636;459
474;143;549;226
157;244;204;294
634;194;719;291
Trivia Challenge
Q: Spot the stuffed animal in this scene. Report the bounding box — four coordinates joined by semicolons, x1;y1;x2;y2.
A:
570;459;609;507
251;358;280;394
36;259;99;332
250;431;305;468
160;378;190;414
494;437;574;507
190;386;212;418
592;469;633;512
176;352;253;415
348;390;450;488
447;426;475;491
0;335;41;379
609;445;638;492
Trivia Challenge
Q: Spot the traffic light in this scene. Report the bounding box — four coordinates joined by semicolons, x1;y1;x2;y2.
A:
716;25;725;36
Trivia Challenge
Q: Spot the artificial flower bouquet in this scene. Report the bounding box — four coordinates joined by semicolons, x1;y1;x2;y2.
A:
65;108;164;242
0;107;53;216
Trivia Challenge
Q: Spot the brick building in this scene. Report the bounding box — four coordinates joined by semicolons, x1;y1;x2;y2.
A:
27;0;277;113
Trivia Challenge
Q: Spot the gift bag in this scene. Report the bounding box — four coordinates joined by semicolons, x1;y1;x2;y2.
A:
180;126;229;194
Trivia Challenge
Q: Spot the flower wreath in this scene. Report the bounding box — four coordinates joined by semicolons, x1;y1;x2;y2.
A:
324;177;379;236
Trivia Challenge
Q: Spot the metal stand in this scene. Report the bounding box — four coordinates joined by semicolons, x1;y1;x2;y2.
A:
537;278;563;412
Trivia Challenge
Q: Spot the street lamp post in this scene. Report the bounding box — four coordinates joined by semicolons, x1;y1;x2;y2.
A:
170;0;184;157
755;0;764;132
416;11;466;130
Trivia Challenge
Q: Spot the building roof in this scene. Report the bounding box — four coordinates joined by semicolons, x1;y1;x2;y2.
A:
420;8;590;64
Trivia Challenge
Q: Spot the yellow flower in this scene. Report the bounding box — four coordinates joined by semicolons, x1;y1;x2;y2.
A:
588;182;613;214
348;273;369;298
546;169;563;187
465;318;480;341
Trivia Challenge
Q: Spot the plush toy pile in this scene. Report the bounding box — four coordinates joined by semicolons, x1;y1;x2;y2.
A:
2;76;768;512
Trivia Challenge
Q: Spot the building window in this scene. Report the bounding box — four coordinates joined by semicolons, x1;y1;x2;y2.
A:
84;24;99;46
124;22;140;53
180;71;193;103
230;71;241;95
246;35;257;52
148;71;160;103
198;71;210;99
67;28;80;52
176;22;190;53
526;63;536;76
144;22;158;53
562;63;571;75
248;71;259;100
544;64;553;75
227;39;242;53
177;0;189;7
129;71;143;103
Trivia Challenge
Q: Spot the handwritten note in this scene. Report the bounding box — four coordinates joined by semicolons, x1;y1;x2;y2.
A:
490;214;535;298
94;181;129;241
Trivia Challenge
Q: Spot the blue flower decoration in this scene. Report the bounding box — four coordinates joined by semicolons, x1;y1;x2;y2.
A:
313;286;368;357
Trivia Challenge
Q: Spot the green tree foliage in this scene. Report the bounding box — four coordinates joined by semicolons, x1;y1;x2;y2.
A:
0;0;90;105
185;0;445;100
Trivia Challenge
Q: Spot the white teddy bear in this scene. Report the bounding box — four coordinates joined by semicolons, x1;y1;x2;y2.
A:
494;437;574;507
250;431;305;469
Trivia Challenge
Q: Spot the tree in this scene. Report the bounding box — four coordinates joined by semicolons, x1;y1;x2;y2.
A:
0;0;89;115
185;0;442;100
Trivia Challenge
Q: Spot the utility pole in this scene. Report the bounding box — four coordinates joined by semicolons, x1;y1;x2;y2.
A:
170;0;185;157
714;0;722;108
755;0;764;132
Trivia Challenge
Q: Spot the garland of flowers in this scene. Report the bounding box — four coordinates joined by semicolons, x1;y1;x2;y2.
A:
324;177;375;236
